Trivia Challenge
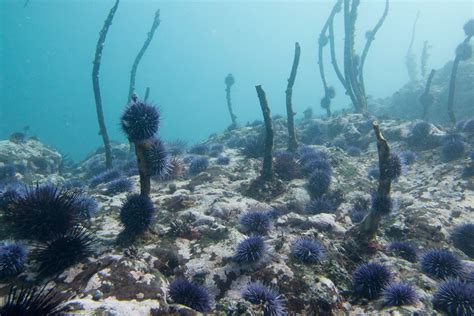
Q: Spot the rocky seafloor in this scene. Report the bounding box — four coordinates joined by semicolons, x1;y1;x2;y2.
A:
0;112;473;315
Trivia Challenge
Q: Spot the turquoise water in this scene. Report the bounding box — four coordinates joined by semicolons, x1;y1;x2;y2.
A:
1;0;472;160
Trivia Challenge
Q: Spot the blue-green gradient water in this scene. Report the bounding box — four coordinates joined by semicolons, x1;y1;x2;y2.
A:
1;0;472;160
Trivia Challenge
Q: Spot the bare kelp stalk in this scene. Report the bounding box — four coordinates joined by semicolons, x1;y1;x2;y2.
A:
358;0;389;95
318;1;341;117
344;122;393;260
92;0;120;169
285;42;300;153
420;40;432;79
420;69;436;120
127;9;161;103
144;87;151;102
405;11;419;82
245;86;285;201
256;85;274;182
325;0;389;113
225;74;237;128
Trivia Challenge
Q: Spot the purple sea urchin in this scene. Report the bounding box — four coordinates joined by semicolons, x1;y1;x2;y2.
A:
0;286;69;315
290;237;324;264
0;164;16;181
233;235;267;265
0;241;27;279
421;249;464;279
32;227;95;278
432;279;473;315
352;262;392;300
387;241;417;262
119;194;155;238
307;170;331;198
382;283;418;307
189;144;209;156
120;100;160;142
168;278;212;312
216;154;230;165
76;194;99;219
298;148;329;165
239;210;273;235
408;121;433;148
2;184;84;241
451;223;474;258
242;282;285;316
243;137;265;158
274;151;298;180
189;156;209;175
305;196;335;214
303;158;332;176
89;169;121;188
105;178;134;195
387;152;403;180
142;138;170;178
442;136;466;162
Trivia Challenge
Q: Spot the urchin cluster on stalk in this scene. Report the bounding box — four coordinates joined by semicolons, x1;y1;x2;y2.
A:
120;96;170;196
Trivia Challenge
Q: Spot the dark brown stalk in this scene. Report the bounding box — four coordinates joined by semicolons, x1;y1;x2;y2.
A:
144;87;150;102
318;1;342;91
318;36;328;94
134;140;151;196
343;0;366;113
421;69;436;119
420;40;431;78
345;122;392;258
225;74;237;126
318;0;342;117
359;0;389;95
92;0;119;169
127;9;161;103
286;42;300;153
328;1;348;91
406;11;419;82
255;85;274;181
447;57;461;124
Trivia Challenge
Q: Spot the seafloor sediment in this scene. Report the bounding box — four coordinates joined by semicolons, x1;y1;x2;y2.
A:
0;112;472;315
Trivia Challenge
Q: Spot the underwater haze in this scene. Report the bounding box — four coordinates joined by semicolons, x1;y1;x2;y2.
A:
1;0;474;315
1;0;472;160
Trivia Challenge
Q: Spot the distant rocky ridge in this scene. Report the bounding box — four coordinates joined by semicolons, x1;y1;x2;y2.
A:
374;59;474;123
